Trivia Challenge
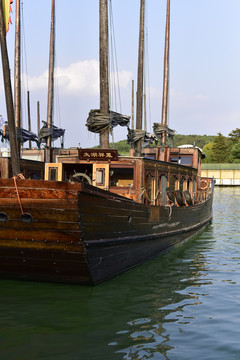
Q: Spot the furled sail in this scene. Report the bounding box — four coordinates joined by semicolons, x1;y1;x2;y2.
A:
38;121;65;146
153;123;175;139
127;128;158;148
86;110;130;134
0;123;39;146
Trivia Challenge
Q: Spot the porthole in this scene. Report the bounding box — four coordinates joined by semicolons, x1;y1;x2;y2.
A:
21;213;33;223
0;212;8;222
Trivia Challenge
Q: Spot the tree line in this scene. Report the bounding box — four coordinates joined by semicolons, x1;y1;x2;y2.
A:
201;129;240;163
111;129;240;163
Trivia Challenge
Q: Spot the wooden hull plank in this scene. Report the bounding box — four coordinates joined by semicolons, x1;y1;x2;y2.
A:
0;179;213;285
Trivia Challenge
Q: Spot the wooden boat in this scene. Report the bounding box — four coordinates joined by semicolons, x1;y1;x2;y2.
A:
0;146;213;284
0;0;213;285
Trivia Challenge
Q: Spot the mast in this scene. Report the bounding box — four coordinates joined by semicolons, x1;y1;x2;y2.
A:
0;0;20;175
99;0;109;149
135;0;145;155
144;93;146;131
37;101;40;134
131;80;134;129
46;0;55;154
161;0;170;145
14;0;21;131
27;91;32;149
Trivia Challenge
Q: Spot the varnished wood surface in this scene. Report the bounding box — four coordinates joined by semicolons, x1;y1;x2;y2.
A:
0;178;213;285
0;179;92;283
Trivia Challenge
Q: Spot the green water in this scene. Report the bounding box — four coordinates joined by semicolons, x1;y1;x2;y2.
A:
1;187;240;360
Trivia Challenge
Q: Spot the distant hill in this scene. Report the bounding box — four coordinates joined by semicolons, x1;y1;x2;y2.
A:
171;134;215;149
109;135;216;155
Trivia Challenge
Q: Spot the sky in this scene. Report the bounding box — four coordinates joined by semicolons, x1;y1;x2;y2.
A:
0;0;240;149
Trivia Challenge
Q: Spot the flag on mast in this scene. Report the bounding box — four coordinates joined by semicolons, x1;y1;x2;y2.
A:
2;0;13;32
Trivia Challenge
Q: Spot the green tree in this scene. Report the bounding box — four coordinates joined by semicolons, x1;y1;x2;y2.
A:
228;128;240;144
202;142;214;163
226;128;240;162
212;133;227;163
230;139;240;163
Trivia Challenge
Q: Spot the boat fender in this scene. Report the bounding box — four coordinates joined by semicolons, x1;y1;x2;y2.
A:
175;190;185;206
166;187;175;204
183;190;193;206
200;179;209;190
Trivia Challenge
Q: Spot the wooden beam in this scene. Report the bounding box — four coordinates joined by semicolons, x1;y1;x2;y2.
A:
99;0;109;149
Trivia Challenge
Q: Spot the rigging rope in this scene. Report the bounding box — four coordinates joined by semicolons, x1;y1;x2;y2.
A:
109;0;122;113
13;174;25;216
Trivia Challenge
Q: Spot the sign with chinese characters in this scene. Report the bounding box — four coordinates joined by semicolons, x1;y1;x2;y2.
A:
78;149;118;161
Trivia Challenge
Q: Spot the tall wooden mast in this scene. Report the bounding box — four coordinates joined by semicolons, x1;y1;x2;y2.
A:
135;0;145;156
14;0;21;130
99;0;109;149
0;0;20;175
161;0;170;145
27;91;32;149
46;0;55;154
37;101;40;134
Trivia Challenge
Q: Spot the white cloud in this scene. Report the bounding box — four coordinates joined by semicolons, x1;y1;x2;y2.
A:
170;88;209;111
112;70;132;89
22;60;132;97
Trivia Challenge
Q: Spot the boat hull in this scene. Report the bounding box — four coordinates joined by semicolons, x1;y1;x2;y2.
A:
0;179;213;285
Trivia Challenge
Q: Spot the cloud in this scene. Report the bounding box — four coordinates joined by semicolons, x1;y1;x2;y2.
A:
22;60;132;97
170;88;209;111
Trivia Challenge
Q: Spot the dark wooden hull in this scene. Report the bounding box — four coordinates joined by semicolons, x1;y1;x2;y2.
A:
0;179;213;285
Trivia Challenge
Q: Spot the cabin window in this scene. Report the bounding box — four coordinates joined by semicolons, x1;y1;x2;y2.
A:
63;164;92;182
170;156;179;164
26;170;42;180
49;167;58;181
180;156;193;166
143;153;156;160
96;168;105;186
109;167;134;187
170;155;193;166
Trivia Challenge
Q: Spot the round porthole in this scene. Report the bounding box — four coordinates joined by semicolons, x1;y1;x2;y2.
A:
21;213;33;223
0;212;8;222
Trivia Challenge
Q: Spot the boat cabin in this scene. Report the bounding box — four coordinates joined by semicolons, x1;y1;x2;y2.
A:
0;155;44;179
45;145;205;206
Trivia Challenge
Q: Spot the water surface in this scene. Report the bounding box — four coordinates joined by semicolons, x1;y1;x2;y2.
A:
1;187;240;359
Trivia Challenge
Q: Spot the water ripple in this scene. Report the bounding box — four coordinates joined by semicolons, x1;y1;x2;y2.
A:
1;188;240;359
